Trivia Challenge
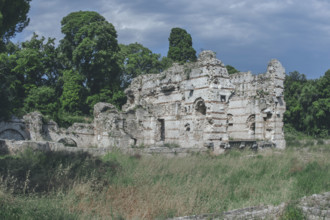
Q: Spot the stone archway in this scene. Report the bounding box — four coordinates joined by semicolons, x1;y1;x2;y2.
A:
246;114;256;135
194;98;206;115
58;137;77;147
0;129;25;140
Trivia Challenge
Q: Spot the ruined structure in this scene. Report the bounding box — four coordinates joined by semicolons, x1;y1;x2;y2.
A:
0;51;286;154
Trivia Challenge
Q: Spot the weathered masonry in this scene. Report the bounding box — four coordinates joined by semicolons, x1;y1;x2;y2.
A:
0;51;286;154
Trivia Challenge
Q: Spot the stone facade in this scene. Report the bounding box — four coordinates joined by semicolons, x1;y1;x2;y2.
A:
0;50;286;153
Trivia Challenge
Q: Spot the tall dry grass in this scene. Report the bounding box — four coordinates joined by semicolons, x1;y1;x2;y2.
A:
1;143;329;219
65;146;330;219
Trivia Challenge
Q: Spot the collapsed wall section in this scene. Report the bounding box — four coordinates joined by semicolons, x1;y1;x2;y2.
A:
228;59;286;149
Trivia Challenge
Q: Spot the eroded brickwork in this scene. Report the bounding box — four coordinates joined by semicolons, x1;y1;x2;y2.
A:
0;50;286;153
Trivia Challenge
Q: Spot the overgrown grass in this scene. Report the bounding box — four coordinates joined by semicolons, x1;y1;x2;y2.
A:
0;193;78;220
1;143;329;219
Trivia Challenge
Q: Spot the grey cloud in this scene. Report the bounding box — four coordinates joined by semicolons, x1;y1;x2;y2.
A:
13;0;330;78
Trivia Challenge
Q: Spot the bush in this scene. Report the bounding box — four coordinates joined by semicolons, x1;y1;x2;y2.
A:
0;149;120;194
54;111;92;128
280;203;306;220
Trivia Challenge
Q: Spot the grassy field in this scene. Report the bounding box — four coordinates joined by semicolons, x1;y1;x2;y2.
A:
0;141;329;219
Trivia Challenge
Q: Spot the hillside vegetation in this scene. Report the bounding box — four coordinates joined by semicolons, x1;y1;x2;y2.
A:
1;140;329;219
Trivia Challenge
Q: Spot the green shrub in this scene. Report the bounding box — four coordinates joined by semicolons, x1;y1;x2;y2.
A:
0;149;120;193
54;111;92;128
280;203;306;220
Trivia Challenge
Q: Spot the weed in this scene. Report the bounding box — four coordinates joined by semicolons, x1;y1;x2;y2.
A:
280;202;306;220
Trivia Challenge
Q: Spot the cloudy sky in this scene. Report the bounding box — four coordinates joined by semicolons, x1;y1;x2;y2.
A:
14;0;330;78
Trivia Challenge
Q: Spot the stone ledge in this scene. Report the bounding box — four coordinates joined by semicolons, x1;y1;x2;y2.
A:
0;139;209;157
169;192;330;220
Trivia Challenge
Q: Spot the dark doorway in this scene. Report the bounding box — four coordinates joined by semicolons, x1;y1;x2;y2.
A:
158;119;165;141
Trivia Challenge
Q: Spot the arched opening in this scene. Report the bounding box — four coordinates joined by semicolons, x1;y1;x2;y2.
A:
246;114;256;135
0;129;25;140
58;137;77;147
194;98;206;115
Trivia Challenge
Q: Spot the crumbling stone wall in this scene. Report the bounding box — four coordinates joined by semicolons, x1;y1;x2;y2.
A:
0;50;286;153
227;59;286;149
0;118;28;140
118;50;285;153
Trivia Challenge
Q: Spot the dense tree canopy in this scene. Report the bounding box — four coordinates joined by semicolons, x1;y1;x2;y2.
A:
0;35;59;118
60;69;85;114
0;0;31;47
23;86;58;117
119;43;172;87
284;71;330;137
59;11;120;95
167;28;196;63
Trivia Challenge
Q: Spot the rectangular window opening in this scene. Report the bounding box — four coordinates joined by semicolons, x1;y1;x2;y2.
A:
220;95;226;102
158;119;165;141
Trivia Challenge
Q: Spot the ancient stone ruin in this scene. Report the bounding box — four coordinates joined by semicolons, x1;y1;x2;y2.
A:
0;50;286;154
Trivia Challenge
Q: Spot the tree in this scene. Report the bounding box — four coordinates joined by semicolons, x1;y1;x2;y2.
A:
312;70;330;136
14;34;60;94
226;65;239;74
284;71;308;132
0;0;31;47
85;88;126;113
60;69;85;114
0;41;27;118
0;44;19;118
23;86;58;117
59;11;120;95
167;27;196;63
284;70;330;137
119;43;170;87
0;34;61;118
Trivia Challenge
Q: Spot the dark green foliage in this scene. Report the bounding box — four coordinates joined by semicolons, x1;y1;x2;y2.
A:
226;65;239;74
23;86;58;117
160;56;174;70
0;34;60;118
15;34;60;89
119;43;171;87
284;70;330;137
0;149;120;193
280;203;306;220
167;27;197;63
85;88;126;113
0;43;21;118
0;0;31;47
60;69;85;114
53;112;92;128
60;11;120;95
